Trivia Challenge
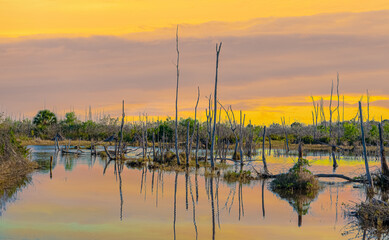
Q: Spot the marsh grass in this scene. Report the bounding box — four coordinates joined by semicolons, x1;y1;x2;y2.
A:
0;127;37;205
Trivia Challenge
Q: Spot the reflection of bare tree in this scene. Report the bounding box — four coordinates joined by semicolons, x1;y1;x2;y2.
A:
151;169;155;194
216;176;220;229
188;175;198;240
140;166;145;194
210;174;215;240
144;167;148;201
173;171;178;240
186;170;189;210
117;162;123;221
223;183;236;213
156;169;159;207
261;180;266;218
195;169;199;203
238;181;244;220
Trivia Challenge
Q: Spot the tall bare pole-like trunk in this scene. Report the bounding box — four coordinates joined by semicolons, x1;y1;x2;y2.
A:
152;131;156;161
359;101;373;188
337;73;340;145
268;130;272;156
210;43;222;169
189;87;200;160
195;122;200;168
262;126;269;174
239;111;245;166
175;25;180;165
145;114;148;158
329;80;334;140
311;96;319;140
186;121;190;167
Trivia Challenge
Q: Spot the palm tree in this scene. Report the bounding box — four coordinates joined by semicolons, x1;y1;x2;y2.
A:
33;110;57;129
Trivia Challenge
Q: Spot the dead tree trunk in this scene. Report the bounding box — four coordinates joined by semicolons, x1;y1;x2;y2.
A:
186;121;190;167
152;131;156;161
210;42;222;169
268;131;272;156
239;111;245;166
281;117;289;153
195;122;200;168
189;87;200;164
219;103;238;160
118;100;125;159
175;25;180;165
379;123;389;176
262;126;269;174
359;101;373;188
337;73;340;145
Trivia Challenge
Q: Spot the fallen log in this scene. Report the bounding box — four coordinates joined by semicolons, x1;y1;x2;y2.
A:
314;174;363;182
251;165;364;182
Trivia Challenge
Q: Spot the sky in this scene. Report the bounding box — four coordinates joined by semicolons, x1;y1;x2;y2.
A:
1;0;389;125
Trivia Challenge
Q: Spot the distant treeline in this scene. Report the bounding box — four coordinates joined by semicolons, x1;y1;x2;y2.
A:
2;110;389;148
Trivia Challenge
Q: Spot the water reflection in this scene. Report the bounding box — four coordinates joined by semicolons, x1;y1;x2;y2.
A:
0;146;379;240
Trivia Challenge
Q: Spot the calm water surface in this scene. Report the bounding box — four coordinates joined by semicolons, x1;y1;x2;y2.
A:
0;146;379;240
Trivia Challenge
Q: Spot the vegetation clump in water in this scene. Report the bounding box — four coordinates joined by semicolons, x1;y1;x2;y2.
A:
223;170;253;184
270;159;319;194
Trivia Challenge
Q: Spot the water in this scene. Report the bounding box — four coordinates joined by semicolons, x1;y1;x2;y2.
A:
0;146;379;240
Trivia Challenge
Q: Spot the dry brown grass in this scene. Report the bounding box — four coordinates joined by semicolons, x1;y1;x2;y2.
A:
344;199;389;239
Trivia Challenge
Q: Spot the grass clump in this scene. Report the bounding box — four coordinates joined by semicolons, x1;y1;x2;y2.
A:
126;159;146;169
223;170;253;184
270;159;319;194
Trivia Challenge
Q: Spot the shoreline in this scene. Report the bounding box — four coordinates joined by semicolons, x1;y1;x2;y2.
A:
18;138;388;153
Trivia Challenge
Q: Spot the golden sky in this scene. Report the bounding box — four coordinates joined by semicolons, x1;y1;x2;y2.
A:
1;1;389;124
1;0;389;38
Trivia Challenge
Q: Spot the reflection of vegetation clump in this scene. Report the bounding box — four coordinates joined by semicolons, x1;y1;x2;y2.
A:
274;188;319;217
344;200;389;239
271;159;319;193
270;159;320;220
223;170;253;184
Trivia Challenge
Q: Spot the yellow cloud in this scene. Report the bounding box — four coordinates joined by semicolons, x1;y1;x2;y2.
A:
1;0;389;38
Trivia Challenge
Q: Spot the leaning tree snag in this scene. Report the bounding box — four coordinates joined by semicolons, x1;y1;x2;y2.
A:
175;25;180;165
218;102;239;161
118;100;125;159
189;87;200;164
379;123;389;176
359;101;373;188
210;42;222;169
